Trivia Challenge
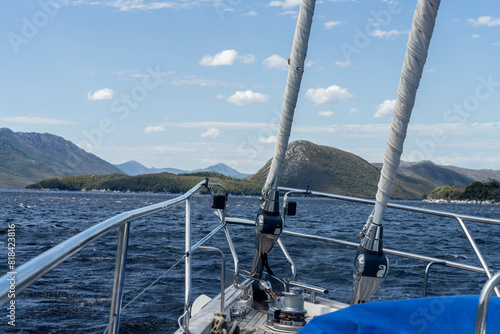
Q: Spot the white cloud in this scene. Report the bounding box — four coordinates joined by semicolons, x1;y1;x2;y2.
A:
318;110;334;117
471;34;481;39
262;54;288;70
335;60;352;68
201;128;221;138
491;43;500;46
425;68;436;73
87;88;116;100
239;54;256;64
305;85;354;105
305;59;315;68
165;122;279;132
0;116;77;125
82;0;187;12
348;108;359;114
227;90;269;105
323;21;341;29
216;94;226;99
244;10;258;16
171;78;216;86
199;49;254;66
199;49;238;66
374;99;396;118
372;29;409;40
467;16;500;27
267;0;301;9
278;10;298;18
258;136;277;144
144;125;167;133
162;121;500;140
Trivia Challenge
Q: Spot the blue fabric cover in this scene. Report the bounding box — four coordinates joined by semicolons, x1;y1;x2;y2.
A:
299;295;500;334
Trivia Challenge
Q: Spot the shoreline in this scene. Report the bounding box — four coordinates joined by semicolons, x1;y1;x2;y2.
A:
423;199;499;205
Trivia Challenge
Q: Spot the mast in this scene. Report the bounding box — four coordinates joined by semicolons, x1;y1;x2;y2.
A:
250;0;316;278
351;0;441;304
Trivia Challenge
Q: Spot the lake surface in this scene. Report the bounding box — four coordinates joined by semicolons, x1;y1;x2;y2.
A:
1;189;500;333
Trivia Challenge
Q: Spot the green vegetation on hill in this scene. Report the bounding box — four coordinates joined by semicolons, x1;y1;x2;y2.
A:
249;140;435;199
426;179;500;202
26;172;264;196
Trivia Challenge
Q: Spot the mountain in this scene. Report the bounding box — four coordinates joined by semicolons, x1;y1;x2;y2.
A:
441;165;500;183
114;160;187;176
115;161;249;178
399;161;475;188
0;128;123;188
248;140;434;199
191;163;250;179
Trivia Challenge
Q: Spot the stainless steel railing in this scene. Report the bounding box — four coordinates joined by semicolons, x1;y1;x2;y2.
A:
422;261;447;297
278;186;500;297
0;179;237;334
226;186;499;299
476;272;500;334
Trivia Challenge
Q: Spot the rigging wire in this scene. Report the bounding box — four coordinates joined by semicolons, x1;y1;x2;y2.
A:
102;254;187;334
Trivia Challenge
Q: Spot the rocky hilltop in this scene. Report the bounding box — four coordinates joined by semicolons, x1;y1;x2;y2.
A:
0;128;122;188
248;140;435;199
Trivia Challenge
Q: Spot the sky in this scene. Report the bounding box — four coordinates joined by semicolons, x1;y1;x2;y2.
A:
1;0;499;174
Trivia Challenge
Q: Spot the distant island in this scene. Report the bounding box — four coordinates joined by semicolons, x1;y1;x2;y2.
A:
425;179;500;204
26;172;264;196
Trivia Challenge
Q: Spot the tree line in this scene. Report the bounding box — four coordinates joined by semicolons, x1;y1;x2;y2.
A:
26;172;264;196
426;179;500;202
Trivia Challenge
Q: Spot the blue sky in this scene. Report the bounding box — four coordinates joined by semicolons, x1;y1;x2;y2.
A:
1;0;499;174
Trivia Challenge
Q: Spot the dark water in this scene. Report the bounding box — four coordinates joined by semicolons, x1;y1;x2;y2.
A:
1;189;500;333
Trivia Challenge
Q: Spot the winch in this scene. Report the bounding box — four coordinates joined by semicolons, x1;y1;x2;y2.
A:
266;287;307;332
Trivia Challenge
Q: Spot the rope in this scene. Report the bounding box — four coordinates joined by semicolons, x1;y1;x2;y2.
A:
373;0;441;225
262;0;317;204
122;255;186;311
209;312;243;334
210;313;228;334
102;254;187;334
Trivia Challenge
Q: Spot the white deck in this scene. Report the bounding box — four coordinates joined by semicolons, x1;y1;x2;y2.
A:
176;284;349;334
239;309;286;334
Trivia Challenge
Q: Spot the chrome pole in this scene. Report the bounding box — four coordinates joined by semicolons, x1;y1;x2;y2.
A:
220;202;239;286
456;217;500;297
108;221;131;334
223;225;239;286
277;237;297;281
422;261;446;297
475;272;500;334
196;247;226;313
183;197;192;333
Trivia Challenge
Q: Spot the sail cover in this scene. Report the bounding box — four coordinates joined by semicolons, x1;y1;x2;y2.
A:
299;295;500;334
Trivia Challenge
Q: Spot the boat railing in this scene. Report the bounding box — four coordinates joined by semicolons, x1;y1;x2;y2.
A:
279;187;500;297
0;179;239;334
422;261;447;297
227;186;500;299
476;272;500;334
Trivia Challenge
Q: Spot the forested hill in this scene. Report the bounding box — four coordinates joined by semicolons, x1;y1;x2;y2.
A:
426;180;500;203
26;172;264;196
249;140;435;199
